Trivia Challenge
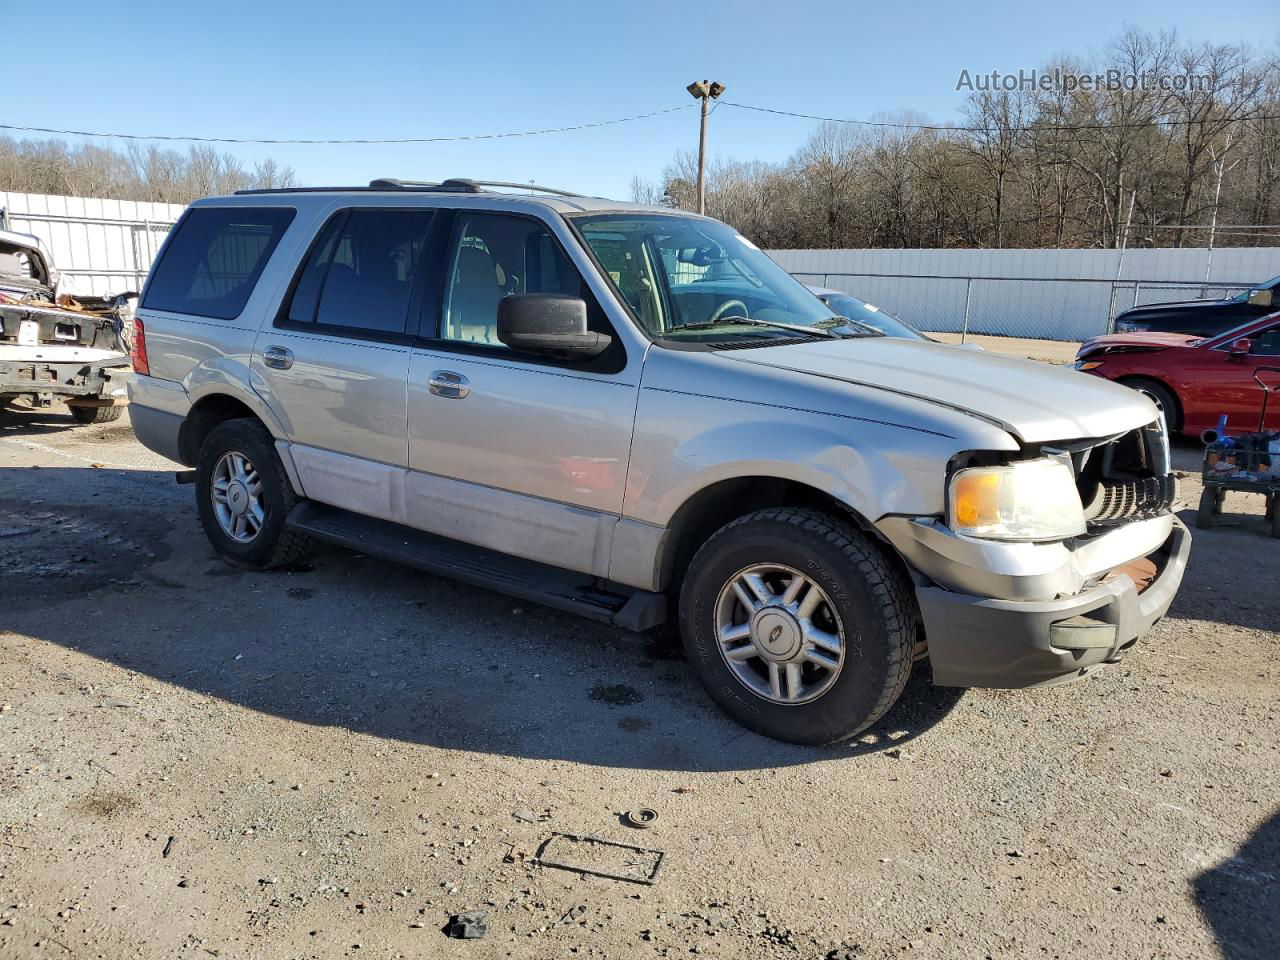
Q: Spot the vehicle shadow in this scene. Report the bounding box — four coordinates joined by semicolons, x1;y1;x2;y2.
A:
1192;810;1280;960
1;464;964;773
0;400;117;436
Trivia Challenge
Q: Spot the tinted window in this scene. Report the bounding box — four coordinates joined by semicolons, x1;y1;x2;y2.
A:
442;213;599;347
1251;324;1280;356
144;207;294;319
285;209;434;335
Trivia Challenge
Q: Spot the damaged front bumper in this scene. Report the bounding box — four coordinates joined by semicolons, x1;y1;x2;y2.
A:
878;513;1191;688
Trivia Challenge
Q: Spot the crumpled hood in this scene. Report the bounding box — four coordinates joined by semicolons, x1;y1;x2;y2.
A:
1079;331;1200;354
722;337;1156;444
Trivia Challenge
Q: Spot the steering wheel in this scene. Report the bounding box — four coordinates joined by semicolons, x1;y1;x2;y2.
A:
708;299;749;325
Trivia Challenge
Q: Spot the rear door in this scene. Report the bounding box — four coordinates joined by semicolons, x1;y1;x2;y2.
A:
252;207;436;521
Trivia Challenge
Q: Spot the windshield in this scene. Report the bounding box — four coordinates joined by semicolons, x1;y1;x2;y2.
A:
570;214;836;342
1231;275;1280;303
817;293;925;340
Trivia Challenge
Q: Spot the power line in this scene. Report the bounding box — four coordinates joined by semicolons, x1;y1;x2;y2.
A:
0;105;693;145
720;101;1280;133
3;99;1276;148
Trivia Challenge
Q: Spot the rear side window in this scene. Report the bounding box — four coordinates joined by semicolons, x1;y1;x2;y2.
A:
144;207;295;319
283;208;435;336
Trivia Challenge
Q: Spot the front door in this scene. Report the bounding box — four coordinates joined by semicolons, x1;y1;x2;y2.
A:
405;210;639;578
1187;319;1280;434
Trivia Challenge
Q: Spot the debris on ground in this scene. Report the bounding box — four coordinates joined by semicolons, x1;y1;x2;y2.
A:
623;808;659;829
556;904;588;926
533;832;665;885
445;911;488;939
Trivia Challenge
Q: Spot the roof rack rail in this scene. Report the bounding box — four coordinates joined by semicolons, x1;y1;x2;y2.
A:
235;178;585;198
368;177;583;197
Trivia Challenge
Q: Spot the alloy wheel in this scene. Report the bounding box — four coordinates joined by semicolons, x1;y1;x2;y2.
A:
210;450;265;543
713;563;846;705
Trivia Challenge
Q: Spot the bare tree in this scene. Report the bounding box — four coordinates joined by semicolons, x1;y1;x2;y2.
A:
0;138;297;204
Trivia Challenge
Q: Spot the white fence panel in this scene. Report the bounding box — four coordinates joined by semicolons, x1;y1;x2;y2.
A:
0;191;185;297
770;247;1280;340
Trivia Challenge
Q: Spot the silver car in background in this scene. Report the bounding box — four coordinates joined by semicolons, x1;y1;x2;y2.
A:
126;178;1189;744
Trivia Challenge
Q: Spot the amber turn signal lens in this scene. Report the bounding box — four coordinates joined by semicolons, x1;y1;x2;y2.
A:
952;471;1002;528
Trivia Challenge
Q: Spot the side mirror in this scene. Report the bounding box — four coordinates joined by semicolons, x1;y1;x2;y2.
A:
1229;338;1253;358
1247;289;1274;308
497;294;611;358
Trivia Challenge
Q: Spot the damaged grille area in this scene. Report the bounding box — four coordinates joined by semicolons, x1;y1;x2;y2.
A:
1048;420;1175;529
1082;474;1176;525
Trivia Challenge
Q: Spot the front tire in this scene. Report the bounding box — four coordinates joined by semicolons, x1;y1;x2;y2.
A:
678;508;916;745
1121;378;1179;435
195;418;313;569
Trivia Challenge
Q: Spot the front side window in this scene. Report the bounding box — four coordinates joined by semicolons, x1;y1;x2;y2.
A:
441;213;601;347
1250;323;1280;356
285;208;434;335
144;206;295;319
571;214;840;344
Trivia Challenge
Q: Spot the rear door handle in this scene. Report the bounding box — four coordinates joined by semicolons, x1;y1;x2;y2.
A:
263;345;294;370
428;370;469;399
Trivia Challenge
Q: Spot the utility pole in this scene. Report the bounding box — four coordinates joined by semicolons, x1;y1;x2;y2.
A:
686;80;725;215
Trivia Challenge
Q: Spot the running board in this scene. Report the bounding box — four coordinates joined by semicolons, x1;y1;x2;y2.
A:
284;502;666;631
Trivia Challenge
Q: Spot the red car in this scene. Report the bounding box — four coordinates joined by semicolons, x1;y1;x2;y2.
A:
1075;311;1280;438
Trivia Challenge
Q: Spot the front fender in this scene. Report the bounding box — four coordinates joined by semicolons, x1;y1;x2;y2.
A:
624;389;973;528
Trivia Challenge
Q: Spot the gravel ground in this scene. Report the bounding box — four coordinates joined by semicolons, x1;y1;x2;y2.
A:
0;404;1276;960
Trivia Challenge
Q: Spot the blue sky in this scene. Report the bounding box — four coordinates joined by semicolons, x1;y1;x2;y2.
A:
13;0;1278;199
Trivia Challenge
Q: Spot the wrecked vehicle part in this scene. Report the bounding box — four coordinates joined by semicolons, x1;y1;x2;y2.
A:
0;229;134;417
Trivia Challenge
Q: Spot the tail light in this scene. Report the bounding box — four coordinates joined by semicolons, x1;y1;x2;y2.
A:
130;318;150;375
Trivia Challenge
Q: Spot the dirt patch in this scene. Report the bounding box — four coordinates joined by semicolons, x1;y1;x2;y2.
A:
74;791;140;819
0;498;171;611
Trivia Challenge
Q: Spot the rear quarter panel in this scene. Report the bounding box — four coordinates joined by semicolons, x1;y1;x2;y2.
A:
133;198;326;437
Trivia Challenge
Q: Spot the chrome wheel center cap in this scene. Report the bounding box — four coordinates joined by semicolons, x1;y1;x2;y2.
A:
751;607;802;661
227;480;249;515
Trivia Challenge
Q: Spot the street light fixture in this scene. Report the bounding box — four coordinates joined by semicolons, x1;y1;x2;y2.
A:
686;80;725;215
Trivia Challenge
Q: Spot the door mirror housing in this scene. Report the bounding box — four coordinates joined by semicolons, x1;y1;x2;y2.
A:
1247;289;1274;308
1229;337;1253;357
497;294;611;359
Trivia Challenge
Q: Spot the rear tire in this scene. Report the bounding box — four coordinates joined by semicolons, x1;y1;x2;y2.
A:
195;418;314;570
678;507;916;745
1271;498;1280;539
70;404;123;424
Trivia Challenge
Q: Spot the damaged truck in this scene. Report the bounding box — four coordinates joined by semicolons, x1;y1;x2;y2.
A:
0;226;133;423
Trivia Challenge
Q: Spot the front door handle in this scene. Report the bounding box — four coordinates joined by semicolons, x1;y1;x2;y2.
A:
428;370;470;399
263;345;294;370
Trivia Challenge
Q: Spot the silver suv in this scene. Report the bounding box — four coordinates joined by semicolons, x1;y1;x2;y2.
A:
127;178;1189;744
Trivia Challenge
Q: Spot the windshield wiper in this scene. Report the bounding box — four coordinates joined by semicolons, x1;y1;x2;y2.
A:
674;315;839;339
815;316;886;337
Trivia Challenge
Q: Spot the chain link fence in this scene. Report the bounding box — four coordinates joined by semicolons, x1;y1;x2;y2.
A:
791;272;1256;343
